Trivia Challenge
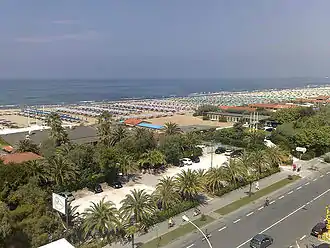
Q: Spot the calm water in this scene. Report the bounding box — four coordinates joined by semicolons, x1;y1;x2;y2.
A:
0;78;328;106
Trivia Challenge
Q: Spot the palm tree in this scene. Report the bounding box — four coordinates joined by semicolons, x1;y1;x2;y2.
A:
222;158;245;187
110;125;127;146
205;167;226;194
248;149;268;174
175;169;203;200
120;189;155;232
45;154;78;187
25;159;49;185
195;168;206;187
46;112;69;146
139;149;166;170
82;198;120;244
117;154;138;178
17;139;40;154
97;111;113;146
264;146;284;168
164;122;182;135
56;143;74;157
153;176;180;210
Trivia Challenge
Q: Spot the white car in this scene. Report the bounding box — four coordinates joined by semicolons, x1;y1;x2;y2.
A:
180;158;193;166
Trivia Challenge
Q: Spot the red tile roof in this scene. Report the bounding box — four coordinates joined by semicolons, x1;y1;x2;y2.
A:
249;103;297;109
2;145;14;153
0;152;42;165
219;106;256;112
124;118;143;126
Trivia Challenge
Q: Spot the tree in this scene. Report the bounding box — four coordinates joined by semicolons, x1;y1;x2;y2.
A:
110;124;127;146
46;113;69;146
82;198;120;244
164;122;182;135
222;159;245;187
45;154;78;187
0;201;12;246
117;154;138;178
153;176;180;210
120;189;155;232
133;128;156;156
205;167;226;194
175;169;203;200
16;139;40;154
139;150;166;170
24;160;49;186
97;111;113;147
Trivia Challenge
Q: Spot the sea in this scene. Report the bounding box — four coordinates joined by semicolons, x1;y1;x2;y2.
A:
0;78;329;106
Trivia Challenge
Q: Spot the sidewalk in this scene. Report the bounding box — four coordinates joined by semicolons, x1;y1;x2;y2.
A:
108;169;295;248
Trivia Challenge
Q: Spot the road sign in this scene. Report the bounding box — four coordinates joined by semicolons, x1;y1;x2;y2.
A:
296;147;307;153
52;193;67;215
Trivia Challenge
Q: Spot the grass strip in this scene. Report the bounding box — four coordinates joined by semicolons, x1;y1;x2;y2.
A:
141;215;214;248
0;137;9;148
215;175;300;215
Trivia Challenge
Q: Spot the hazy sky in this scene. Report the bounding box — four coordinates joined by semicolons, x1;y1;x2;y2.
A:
1;0;330;79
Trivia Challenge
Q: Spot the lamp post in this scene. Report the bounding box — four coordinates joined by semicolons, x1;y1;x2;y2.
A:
182;215;213;248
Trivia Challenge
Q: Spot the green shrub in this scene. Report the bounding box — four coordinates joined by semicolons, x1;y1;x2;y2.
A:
324;154;330;163
301;151;315;160
202;115;210;120
200;213;207;221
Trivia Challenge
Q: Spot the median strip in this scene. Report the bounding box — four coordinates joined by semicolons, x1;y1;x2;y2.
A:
215;175;300;215
141;215;214;248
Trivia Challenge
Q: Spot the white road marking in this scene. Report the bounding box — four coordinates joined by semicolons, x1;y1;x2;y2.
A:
218;226;227;232
233;218;241;224
186;244;195;248
300;235;306;240
288;190;293;195
297;186;302;190
269;200;275;205
246;212;254;217
235;188;330;248
327;171;330;175
258;206;264;210
305;182;310;186
278;195;285;200
320;175;324;178
313;178;317;181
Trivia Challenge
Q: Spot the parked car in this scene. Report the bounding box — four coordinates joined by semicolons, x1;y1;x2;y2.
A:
316;244;330;248
250;234;273;248
191;156;200;163
311;222;327;237
59;192;75;202
112;181;123;189
180;158;193;166
215;147;226;154
94;184;103;194
224;149;233;156
230;149;243;158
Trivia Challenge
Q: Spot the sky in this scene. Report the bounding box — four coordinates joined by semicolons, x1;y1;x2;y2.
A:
1;0;330;79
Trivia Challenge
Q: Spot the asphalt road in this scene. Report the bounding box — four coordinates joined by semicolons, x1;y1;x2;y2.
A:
174;171;330;248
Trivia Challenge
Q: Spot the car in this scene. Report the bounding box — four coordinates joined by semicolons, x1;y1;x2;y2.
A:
59;191;75;202
180;158;193;166
230;149;243;158
191;156;200;163
224;149;233;156
311;222;327;237
94;184;103;193
215;147;226;154
112;181;123;189
316;244;330;248
250;234;273;248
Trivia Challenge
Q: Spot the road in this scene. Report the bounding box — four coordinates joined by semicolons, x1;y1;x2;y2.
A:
173;171;330;248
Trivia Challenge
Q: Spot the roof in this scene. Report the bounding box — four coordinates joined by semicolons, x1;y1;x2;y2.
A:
219;106;256;112
248;103;297;109
39;238;74;248
1;152;42;164
0;126;98;147
137;122;164;130
207;112;270;119
179;124;218;133
252;234;269;241
124;118;143;126
2;145;14;153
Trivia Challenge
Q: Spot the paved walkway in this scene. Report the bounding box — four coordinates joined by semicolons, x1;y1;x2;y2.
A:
106;158;328;248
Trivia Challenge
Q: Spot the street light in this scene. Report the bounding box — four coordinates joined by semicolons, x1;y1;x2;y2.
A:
182;215;213;248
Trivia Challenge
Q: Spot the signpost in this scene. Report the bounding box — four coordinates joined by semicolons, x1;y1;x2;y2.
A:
296;147;307;160
52;193;69;228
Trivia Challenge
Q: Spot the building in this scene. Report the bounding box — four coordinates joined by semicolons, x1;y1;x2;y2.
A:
0;126;99;148
248;103;297;111
121;118;164;130
206;112;270;123
219;106;257;112
39;238;74;248
0;152;42;164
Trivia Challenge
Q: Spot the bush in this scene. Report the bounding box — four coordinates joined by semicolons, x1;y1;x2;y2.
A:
300;151;315;161
324;154;330;163
147;200;200;226
202;115;210;120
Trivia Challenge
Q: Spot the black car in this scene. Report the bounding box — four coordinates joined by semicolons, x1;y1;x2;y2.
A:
250;234;273;248
230;149;243;158
316;244;330;248
191;156;200;163
112;181;123;189
311;222;327;237
94;184;103;194
215;147;226;154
